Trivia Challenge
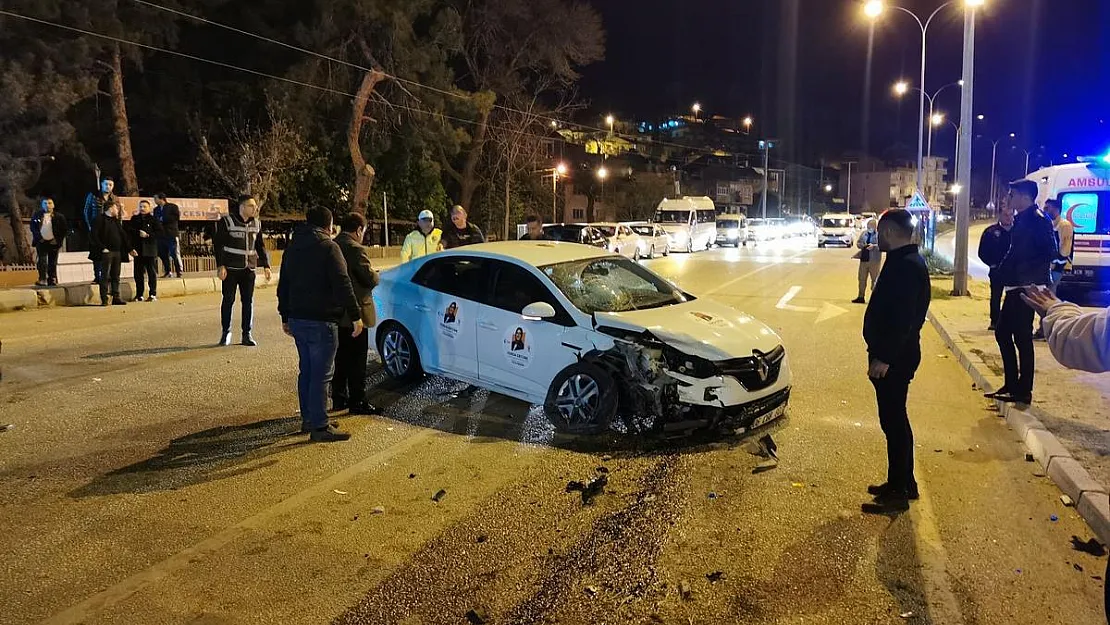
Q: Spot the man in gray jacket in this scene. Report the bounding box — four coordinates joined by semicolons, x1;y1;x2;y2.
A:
331;213;379;415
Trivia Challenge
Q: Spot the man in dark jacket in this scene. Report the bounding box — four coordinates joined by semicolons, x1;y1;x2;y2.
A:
89;201;129;306
129;200;163;302
83;178;117;284
332;213;380;415
213;194;271;346
977;201;1015;331
862;209;931;513
442;205;486;249
278;208;363;442
31;197;69;286
154;193;183;278
984;179;1058;405
519;214;551;241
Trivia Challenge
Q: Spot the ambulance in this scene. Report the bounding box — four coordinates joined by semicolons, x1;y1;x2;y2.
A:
1026;156;1110;296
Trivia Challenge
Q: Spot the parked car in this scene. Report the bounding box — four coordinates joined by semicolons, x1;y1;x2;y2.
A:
590;222;648;259
372;242;792;435
542;224;609;249
627;222;671;258
746;218;779;242
785;216;816;238
655;196;716;252
715;214;747;247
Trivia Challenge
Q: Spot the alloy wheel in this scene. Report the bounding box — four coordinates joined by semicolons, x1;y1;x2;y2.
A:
382;329;412;378
553;374;601;427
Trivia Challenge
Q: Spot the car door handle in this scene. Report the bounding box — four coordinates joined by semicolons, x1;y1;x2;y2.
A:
478;321;498;331
414;303;431;312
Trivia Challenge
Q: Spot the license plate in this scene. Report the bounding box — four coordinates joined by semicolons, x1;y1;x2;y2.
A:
751;403;787;429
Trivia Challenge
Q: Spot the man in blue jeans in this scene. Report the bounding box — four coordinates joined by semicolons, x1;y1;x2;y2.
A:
277;207;364;442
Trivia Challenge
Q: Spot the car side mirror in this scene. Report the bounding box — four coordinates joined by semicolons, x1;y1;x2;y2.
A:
522;301;556;320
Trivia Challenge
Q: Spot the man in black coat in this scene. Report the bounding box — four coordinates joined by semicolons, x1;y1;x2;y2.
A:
985;179;1058;405
862;209;931;513
154;193;184;278
31;197;69;286
441;205;486;249
89;201;129;306
977;202;1015;331
129;199;163;302
278;208;363;443
83;178;117;284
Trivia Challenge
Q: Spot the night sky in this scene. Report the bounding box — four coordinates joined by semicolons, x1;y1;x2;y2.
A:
580;0;1108;179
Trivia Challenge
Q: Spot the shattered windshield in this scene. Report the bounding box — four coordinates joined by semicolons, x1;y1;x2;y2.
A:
541;257;689;314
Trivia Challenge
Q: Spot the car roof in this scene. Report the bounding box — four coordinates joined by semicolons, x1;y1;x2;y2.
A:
434;241;615;266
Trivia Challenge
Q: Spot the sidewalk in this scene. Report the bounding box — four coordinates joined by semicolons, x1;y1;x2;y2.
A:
0;258;402;313
928;277;1110;543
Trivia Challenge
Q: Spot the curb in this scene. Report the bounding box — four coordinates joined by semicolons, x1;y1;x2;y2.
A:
927;310;1110;546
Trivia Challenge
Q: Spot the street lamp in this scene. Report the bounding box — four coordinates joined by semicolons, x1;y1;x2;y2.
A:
547;162;568;223
605;114;615;136
950;183;963;195
892;79;962;164
692;103;701;122
825;184;834;192
742;116;754;135
868;0;986;196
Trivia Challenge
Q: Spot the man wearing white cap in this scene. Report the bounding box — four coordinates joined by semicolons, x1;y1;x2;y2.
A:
401;209;443;262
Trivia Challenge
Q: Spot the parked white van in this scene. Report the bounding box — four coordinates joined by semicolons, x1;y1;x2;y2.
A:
655;196;716;253
1028;158;1110;297
817;213;856;248
715;214;747;247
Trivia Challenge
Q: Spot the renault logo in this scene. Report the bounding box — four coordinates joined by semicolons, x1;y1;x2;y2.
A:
753;350;770;382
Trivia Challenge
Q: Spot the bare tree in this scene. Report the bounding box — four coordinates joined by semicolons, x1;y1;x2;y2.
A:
194;106;308;210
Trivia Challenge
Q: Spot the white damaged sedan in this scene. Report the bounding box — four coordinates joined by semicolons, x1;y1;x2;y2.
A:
372;242;791;435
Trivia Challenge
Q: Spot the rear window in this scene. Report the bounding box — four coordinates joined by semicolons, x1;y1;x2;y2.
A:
630;225;654;236
1060;192;1108;235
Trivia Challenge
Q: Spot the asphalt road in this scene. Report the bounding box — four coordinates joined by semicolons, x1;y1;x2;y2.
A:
1;237;1105;625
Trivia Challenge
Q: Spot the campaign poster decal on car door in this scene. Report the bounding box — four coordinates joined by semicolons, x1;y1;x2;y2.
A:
504;326;532;369
440;301;460;340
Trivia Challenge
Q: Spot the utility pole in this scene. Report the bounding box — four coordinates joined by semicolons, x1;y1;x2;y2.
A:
760;140;776;219
953;4;980;297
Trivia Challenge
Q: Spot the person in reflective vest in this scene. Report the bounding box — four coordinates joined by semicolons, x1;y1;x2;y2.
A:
213;194;271;346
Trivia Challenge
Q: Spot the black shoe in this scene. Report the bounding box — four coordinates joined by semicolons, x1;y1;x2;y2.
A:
162;273;172;279
219;332;232;347
988;324;996;332
995;393;1032;405
852;297;866;304
101;299;109;307
112;298;127;306
862;493;910;514
175;273;183;279
867;482;919;500
1033;330;1046;341
310;425;352;442
242;334;257;347
348;402;379;416
300;420;340;433
332;400;348;412
983;386;1010;399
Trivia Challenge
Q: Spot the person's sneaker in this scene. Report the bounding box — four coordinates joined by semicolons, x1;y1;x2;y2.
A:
34;280;47;287
241;334;257;347
148;295;157;302
112;298;127;306
133;295;144;303
219;332;232;347
867;482;919;500
852;297;866;304
348;402;379;416
175;273;183;279
310;425;352;442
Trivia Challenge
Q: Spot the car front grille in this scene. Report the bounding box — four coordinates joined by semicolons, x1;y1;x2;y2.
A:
716;387;790;427
716;345;785;391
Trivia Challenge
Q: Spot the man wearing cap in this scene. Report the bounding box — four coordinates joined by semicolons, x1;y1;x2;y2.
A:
400;209;442;262
441;205;486;249
984;179;1058;405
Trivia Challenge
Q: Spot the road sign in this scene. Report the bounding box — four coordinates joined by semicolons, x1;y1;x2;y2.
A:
906;190;932;213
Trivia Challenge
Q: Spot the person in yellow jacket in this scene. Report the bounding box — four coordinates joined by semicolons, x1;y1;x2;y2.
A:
400;209;443;262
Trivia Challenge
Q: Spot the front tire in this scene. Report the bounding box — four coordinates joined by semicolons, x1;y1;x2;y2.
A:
377;323;423;383
544;362;617;435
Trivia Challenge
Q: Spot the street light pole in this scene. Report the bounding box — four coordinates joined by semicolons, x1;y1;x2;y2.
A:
847;161;855;212
760;140;771;219
953;1;984;297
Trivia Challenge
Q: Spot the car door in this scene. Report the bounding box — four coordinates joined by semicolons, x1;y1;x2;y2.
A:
476;260;579;402
409;256;490;381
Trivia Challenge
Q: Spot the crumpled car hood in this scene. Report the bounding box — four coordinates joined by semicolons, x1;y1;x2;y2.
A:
594;298;782;361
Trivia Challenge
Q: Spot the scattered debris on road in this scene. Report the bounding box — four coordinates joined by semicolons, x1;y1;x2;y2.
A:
92;377;102;382
707;492;719;500
1025;453;1035;462
566;480;586;492
476;534;488;543
1074;563;1085;572
601;454;613;462
706;571;725;583
753;459;778;474
1050;514;1059;522
371;506;386;515
409;473;416;479
566;475;608;505
432;489;448;502
1061;495;1075;507
333;489;348;495
465;607;490;624
899;611;914;619
678;580;692;600
585;585;599;596
0;424;13;433
1071;536;1107;557
791;482;805;488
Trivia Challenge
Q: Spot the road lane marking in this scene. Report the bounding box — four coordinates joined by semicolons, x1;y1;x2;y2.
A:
775;285;849;323
909;481;967;625
39;419;456;625
707;248;813;295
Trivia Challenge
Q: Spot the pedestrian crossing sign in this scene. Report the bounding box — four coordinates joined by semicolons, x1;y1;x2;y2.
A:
906;190;932;213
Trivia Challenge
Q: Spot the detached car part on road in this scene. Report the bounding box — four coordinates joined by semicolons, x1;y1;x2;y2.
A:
372;242;792;436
